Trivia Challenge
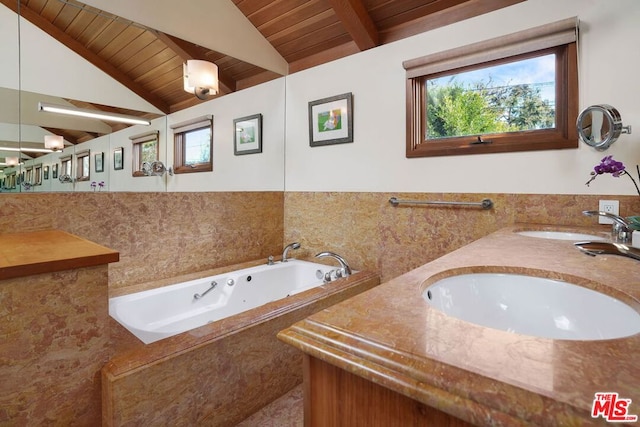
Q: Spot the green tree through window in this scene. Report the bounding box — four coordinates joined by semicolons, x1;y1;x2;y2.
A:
403;18;578;157
426;55;555;140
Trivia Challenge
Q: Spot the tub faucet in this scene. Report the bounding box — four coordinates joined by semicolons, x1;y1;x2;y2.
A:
315;251;352;277
582;210;632;243
282;242;301;262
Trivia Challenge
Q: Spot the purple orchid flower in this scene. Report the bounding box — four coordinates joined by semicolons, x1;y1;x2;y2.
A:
586;155;640;196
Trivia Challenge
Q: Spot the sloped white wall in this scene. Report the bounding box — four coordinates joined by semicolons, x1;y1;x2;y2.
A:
0;4;18;91
285;0;640;196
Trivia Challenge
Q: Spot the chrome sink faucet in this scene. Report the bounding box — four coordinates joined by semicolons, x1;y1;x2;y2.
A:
282;242;301;262
315;251;352;277
582;210;633;243
575;241;640;262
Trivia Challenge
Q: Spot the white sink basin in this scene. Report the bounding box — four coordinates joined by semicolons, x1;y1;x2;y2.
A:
516;230;607;241
424;273;640;340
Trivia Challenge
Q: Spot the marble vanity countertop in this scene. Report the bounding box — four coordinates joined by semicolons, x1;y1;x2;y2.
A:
0;229;119;280
278;224;640;426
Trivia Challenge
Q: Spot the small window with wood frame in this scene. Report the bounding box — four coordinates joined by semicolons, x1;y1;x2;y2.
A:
404;17;578;157
7;172;16;189
76;149;90;181
60;154;72;178
25;166;33;185
171;116;213;174
130;131;159;177
34;164;42;185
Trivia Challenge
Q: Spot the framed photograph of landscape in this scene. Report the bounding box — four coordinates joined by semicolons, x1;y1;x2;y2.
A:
113;147;123;170
234;114;262;155
308;92;353;147
95;152;104;172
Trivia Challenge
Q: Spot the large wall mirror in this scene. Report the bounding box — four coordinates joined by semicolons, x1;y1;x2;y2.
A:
1;0;286;194
0;2;19;192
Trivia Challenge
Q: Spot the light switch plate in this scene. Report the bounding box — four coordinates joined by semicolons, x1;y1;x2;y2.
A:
598;200;619;224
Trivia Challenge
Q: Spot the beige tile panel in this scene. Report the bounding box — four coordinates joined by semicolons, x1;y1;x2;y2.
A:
0;265;110;424
0;192;284;292
284;192;640;282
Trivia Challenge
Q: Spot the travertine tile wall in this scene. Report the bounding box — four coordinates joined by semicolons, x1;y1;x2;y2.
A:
284;192;640;283
0;192;284;291
2;191;638;288
0;265;110;424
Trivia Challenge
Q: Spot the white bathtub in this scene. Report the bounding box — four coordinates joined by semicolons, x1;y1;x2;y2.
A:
109;259;338;344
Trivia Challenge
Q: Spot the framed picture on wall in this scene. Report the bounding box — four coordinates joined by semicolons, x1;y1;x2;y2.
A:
308;92;353;147
234;114;262;155
95;152;104;172
52;163;58;179
114;147;124;170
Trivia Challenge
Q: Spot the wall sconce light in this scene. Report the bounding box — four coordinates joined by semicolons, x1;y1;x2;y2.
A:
38;102;151;126
183;60;219;100
6;157;19;166
44;135;64;151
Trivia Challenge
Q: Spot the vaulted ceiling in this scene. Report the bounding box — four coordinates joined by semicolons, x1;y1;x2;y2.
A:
1;0;523;144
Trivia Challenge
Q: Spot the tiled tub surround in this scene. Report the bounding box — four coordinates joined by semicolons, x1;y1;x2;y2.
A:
279;225;640;426
102;262;379;426
0;231;119;425
1;192;638;292
284;192;640;283
0;192;284;292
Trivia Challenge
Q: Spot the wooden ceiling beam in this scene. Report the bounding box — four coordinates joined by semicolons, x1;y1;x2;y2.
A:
11;1;171;114
155;32;236;95
327;0;378;50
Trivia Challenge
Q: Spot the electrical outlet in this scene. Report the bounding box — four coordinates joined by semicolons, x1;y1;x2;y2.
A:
598;200;619;224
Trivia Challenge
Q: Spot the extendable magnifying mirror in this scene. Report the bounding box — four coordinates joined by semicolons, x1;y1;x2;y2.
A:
576;104;632;150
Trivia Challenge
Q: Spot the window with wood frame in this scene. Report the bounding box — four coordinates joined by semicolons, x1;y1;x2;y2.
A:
404;17;578;157
25;166;33;185
60;155;72;178
130;131;159;177
76;149;90;181
171;116;213;174
7;172;16;189
34;164;42;185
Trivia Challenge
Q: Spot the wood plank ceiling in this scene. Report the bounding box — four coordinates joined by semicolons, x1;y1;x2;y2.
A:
2;0;523;144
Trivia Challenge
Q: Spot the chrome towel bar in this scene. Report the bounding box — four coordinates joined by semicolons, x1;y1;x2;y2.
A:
388;197;493;210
